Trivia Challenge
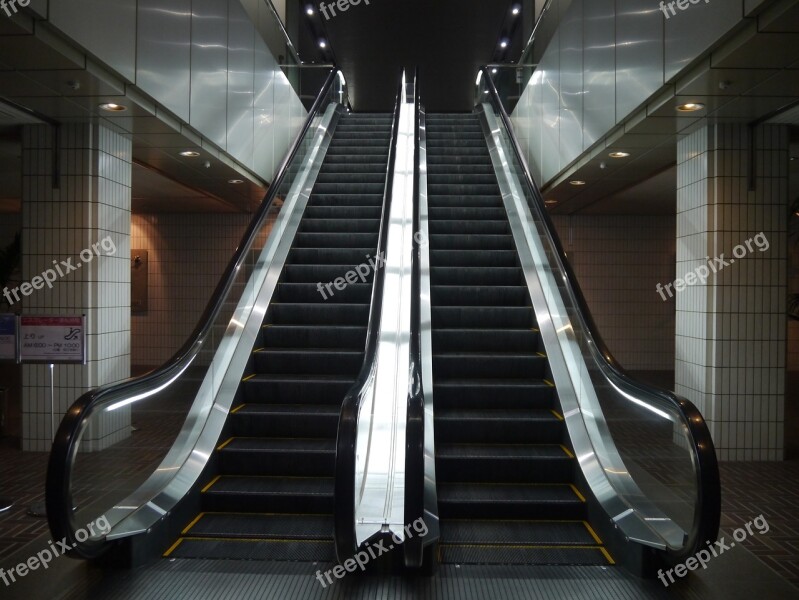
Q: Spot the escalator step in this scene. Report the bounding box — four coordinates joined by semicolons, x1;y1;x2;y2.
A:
269;303;368;326
438;482;585;519
432;329;540;352
165;538;334;562
429;250;518;268
433;353;547;379
436;444;573;483
439;520;598;545
230;404;340;438
253;349;363;375
435;408;563;443
202;475;334;513
217;437;335;476
428;220;510;235
433;379;554;409
276;282;372;303
181;513;333;540
431;285;528;306
242;374;354;404
438;544;613;566
429;234;515;251
431;306;534;328
260;324;366;349
430;266;521;286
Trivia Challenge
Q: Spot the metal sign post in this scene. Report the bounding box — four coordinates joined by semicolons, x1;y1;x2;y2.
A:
18;315;86;518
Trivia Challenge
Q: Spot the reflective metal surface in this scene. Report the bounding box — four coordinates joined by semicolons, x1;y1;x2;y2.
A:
190;0;229;149
416;105;440;545
615;0;663;120
581;0;615;152
136;0;192;122
227;0;256;168
353;73;416;546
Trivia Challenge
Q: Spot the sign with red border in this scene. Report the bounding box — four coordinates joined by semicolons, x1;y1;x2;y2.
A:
18;316;86;364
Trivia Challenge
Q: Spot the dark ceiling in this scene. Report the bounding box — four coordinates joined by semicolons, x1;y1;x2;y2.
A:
297;0;523;112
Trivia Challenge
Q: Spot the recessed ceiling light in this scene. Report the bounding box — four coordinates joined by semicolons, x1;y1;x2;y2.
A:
609;151;630;158
512;6;521;15
545;199;558;206
319;39;327;48
676;102;705;112
569;180;586;186
500;39;509;48
179;150;200;157
306;6;314;15
491;68;498;74
228;179;244;185
99;102;126;112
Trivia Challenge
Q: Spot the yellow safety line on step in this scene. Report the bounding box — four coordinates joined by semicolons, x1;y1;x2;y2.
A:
177;536;333;544
544;379;555;387
217;437;234;450
201;476;221;493
163;538;184;557
181;513;205;535
569;484;586;502
241;374;256;382
560;445;575;458
550;410;564;421
583;521;603;545
231;404;246;413
599;547;616;565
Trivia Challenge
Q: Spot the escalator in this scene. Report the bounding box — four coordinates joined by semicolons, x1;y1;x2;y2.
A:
164;112;394;561
426;113;612;566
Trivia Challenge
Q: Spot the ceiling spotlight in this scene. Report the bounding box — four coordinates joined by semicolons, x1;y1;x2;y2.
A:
319;39;327;48
306;6;314;15
492;68;498;74
98;102;126;112
569;180;586;186
512;5;521;15
544;199;559;206
228;179;244;185
179;150;201;157
500;39;509;48
609;151;630;159
676;102;705;112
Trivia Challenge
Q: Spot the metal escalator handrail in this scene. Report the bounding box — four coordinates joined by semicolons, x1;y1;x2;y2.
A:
478;66;721;562
45;68;341;559
403;67;425;569
334;74;405;562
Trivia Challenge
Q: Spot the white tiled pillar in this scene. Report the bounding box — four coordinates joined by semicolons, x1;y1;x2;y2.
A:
20;123;132;452
675;122;787;461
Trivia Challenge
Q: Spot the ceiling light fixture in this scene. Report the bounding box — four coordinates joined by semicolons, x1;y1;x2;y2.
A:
609;151;630;158
512;5;521;15
319;39;327;48
228;179;244;185
569;180;586;186
492;68;498;74
676;102;705;112
98;102;126;112
306;6;314;15
500;39;509;48
545;199;558;206
179;150;201;157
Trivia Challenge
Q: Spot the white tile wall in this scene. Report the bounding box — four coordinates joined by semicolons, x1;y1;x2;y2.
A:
676;123;787;461
551;214;676;371
20;123;132;452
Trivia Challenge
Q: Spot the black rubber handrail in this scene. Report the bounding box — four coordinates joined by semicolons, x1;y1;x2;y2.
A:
45;68;341;559
333;73;405;563
403;67;425;569
479;66;721;563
